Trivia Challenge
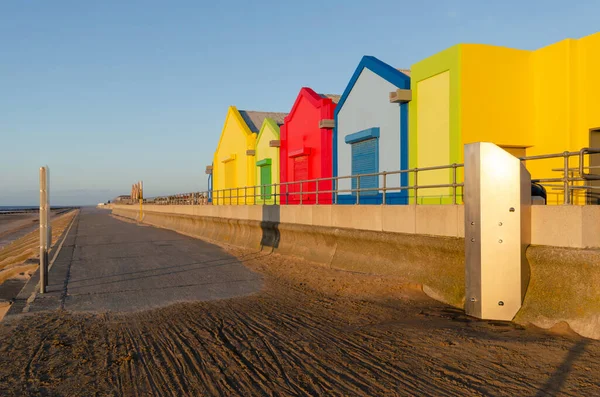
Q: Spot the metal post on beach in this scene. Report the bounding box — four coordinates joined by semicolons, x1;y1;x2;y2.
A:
46;166;51;266
39;166;49;293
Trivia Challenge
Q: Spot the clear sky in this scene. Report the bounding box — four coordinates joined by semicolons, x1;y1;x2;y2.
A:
1;0;598;205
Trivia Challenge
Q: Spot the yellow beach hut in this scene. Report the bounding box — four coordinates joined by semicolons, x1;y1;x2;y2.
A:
255;114;287;204
409;32;600;205
213;107;286;205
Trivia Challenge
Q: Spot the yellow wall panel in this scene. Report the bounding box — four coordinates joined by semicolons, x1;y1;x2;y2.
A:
461;44;533;149
416;71;451;202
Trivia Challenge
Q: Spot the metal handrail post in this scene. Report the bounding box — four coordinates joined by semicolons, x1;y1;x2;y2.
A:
563;152;570;204
452;163;457;205
300;181;303;205
244;186;247;205
316;179;319;205
356;175;360;205
414;169;419;205
334;178;338;205
382;171;387;205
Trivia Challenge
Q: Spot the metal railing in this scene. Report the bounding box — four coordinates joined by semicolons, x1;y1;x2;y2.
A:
145;164;464;206
137;147;600;207
521;148;600;205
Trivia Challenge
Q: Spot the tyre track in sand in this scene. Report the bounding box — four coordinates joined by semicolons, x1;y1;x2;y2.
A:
1;248;600;396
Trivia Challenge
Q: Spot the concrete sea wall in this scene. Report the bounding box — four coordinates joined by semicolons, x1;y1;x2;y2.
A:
112;204;600;339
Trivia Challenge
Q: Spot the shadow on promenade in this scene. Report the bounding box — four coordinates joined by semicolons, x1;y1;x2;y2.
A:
260;205;280;250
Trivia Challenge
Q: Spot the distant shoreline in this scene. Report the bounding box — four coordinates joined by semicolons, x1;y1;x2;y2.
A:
0;206;78;214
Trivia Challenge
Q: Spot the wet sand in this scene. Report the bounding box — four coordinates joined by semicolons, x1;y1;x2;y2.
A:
0;242;598;396
0;214;38;250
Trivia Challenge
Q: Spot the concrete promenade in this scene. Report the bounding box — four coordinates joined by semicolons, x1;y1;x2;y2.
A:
111;203;600;340
9;207;263;315
1;208;599;396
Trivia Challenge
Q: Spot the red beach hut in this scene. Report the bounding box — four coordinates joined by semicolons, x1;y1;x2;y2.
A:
280;87;339;204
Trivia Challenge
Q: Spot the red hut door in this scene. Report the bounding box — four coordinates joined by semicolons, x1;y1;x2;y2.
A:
293;156;309;202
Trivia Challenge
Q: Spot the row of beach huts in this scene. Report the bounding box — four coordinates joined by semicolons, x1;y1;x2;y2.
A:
206;32;600;205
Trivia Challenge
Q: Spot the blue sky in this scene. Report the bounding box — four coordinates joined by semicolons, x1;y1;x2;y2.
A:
1;0;598;205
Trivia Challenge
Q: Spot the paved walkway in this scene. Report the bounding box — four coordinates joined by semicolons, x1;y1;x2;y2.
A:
10;208;263;314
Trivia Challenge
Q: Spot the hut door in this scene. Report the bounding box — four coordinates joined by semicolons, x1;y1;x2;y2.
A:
351;138;378;195
224;161;236;203
293;156;309;201
260;164;272;199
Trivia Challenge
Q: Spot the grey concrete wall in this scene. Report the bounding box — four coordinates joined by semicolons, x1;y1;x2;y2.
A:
129;205;463;238
336;68;402;190
112;204;600;339
530;205;600;248
119;204;600;249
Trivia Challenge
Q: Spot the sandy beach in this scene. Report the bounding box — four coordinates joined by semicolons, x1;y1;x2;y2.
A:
0;213;39;249
0;211;77;319
0;240;598;396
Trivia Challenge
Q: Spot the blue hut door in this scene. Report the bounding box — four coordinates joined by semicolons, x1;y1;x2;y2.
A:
351;138;378;195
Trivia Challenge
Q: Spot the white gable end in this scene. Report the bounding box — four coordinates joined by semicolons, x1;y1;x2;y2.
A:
337;68;402;192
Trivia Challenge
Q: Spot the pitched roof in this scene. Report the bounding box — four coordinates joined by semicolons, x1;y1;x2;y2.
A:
335;56;411;115
238;110;288;132
319;94;341;103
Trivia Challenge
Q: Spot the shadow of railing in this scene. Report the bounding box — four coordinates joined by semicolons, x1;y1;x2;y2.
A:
534;339;589;396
